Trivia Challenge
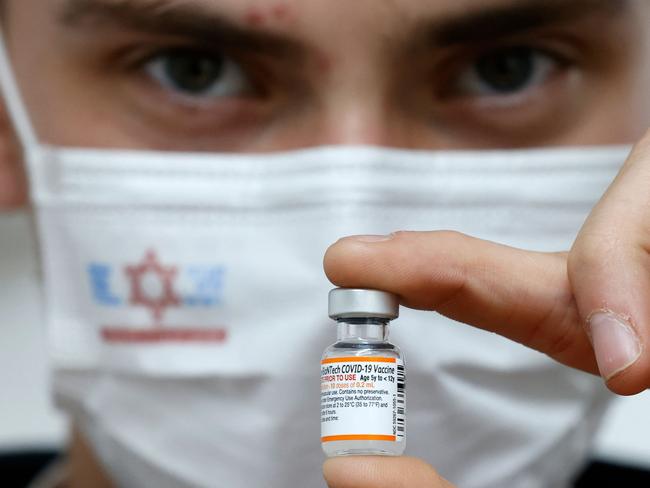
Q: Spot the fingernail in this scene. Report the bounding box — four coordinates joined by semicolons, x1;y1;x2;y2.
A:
347;234;394;243
588;311;642;380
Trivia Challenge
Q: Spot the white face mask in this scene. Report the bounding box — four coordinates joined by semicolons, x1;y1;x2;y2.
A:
0;35;628;488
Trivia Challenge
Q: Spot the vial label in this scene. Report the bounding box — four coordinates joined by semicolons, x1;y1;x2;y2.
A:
320;357;405;443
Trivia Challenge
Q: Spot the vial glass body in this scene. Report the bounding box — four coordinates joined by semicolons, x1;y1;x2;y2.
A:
321;318;405;457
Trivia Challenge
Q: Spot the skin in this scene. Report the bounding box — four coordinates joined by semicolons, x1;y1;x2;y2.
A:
1;0;650;486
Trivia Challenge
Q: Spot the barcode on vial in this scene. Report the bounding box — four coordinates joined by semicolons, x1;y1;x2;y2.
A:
396;364;405;439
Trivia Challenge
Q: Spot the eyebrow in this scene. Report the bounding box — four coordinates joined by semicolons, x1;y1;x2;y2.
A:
59;0;629;57
59;0;304;58
423;0;629;46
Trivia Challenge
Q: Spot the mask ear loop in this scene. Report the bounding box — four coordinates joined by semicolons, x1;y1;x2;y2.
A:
0;26;40;156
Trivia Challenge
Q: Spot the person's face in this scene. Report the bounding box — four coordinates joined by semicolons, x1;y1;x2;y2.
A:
1;0;650;201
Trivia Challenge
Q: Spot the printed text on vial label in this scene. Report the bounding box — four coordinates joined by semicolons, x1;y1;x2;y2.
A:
320;358;405;442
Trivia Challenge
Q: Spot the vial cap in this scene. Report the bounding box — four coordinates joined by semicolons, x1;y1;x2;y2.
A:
328;288;399;320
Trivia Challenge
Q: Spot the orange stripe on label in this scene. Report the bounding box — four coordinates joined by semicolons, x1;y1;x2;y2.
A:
321;435;396;442
321;357;396;364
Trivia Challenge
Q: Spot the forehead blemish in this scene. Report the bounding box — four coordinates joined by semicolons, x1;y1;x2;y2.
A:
272;3;291;20
245;9;266;27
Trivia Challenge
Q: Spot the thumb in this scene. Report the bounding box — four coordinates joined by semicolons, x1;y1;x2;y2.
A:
568;132;650;395
323;456;454;488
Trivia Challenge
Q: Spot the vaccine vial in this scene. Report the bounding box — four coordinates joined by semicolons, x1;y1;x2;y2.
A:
321;288;405;457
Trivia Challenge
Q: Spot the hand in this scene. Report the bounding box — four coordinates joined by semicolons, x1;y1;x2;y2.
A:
324;130;650;396
323;456;454;488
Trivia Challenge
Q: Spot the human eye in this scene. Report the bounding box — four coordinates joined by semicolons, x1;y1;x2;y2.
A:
96;41;281;150
422;39;585;145
452;46;561;99
141;48;252;103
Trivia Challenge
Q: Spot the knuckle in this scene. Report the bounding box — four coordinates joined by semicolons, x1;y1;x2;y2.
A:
391;230;469;307
430;230;473;264
435;229;468;247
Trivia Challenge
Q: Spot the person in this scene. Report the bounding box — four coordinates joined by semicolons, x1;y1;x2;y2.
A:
0;0;649;486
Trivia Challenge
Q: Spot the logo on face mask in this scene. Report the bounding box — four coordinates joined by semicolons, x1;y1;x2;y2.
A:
125;250;181;324
87;249;227;343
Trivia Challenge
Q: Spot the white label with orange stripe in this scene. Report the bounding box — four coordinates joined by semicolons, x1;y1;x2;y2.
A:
320;356;405;443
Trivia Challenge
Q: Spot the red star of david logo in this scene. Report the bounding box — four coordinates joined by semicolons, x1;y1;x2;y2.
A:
125;249;180;325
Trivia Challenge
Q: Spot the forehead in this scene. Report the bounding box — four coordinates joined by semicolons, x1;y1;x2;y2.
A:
4;0;624;62
15;0;630;32
45;0;461;40
51;0;481;18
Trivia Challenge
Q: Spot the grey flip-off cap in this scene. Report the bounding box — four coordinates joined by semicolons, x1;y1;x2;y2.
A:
328;288;399;320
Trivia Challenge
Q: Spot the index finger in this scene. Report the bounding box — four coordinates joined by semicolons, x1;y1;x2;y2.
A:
324;231;598;376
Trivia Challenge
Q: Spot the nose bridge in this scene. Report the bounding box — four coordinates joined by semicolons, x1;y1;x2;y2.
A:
298;1;423;148
323;98;388;146
316;60;395;146
316;86;435;149
307;38;437;149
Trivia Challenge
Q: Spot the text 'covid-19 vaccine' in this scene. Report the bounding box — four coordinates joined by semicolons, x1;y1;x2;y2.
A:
321;288;406;457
